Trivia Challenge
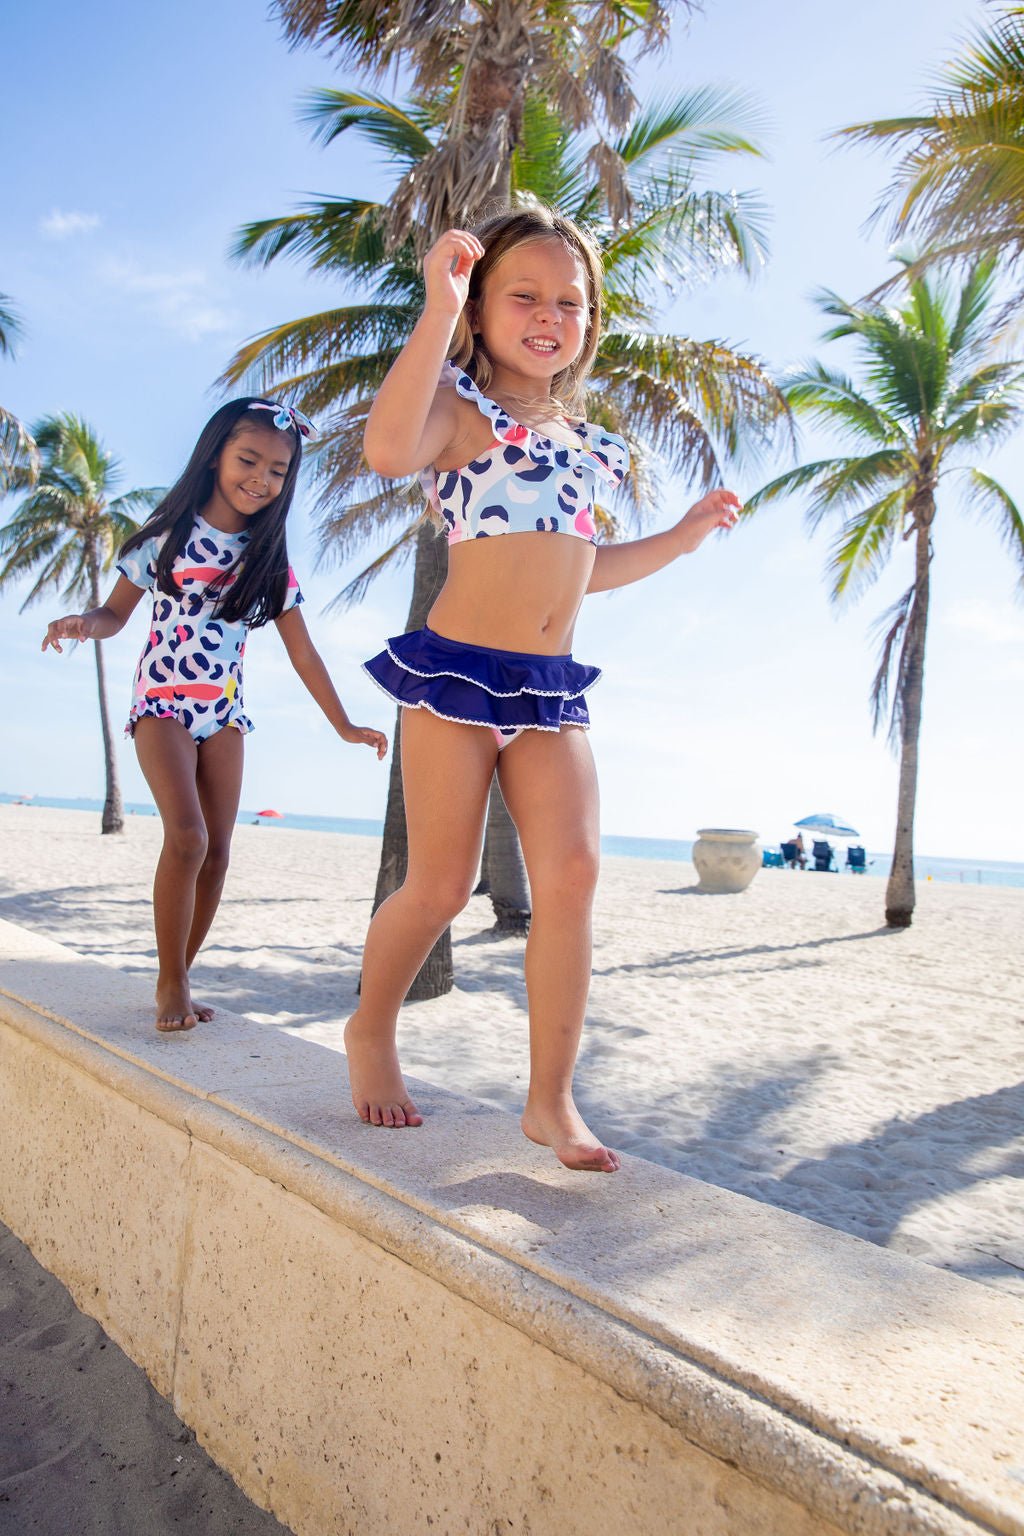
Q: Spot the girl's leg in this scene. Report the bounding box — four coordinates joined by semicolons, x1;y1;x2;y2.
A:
133;717;207;1032
345;707;498;1127
497;728;620;1173
185;722;246;1016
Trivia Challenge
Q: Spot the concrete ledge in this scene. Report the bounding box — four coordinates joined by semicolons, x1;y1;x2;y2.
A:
1;917;1022;1536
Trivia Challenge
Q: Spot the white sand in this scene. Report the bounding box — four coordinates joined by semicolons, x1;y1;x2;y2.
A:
2;804;1022;1299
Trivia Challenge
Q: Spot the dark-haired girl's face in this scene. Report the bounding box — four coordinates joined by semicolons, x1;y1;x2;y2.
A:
204;422;294;532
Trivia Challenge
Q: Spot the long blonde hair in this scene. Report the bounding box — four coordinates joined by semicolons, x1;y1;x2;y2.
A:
447;204;605;418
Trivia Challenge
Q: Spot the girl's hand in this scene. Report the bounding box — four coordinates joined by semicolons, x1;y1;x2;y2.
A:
679;489;742;551
422;228;485;319
42;613;96;652
341;724;389;760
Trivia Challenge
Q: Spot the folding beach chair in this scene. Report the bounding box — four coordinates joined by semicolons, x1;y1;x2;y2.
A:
846;845;868;873
811;840;837;872
762;848;785;868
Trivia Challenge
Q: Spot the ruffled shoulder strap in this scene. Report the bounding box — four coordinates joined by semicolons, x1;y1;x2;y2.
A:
440;361;630;486
572;420;630;487
440;362;530;446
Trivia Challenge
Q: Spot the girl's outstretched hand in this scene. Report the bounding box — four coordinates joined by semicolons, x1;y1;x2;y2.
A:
679;489;742;551
341;724;389;760
422;228;485;318
42;614;96;652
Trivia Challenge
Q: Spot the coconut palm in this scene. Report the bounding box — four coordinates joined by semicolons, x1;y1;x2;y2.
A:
0;292;39;493
224;82;785;935
224;83;788;980
0;415;162;833
744;257;1024;927
272;0;689;248
840;4;1024;306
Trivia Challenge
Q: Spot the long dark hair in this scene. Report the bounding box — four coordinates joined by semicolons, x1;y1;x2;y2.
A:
118;398;304;627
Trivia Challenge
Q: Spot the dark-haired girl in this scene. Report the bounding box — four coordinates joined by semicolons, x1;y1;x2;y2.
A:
43;398;387;1032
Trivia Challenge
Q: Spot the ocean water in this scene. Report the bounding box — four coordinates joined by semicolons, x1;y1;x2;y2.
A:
3;792;1023;890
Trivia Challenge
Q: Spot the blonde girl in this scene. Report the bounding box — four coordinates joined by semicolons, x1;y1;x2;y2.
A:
354;207;739;1171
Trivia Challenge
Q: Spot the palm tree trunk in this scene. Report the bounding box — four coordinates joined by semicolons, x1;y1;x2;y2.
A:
481;779;530;935
88;551;124;836
885;515;932;928
369;519;453;999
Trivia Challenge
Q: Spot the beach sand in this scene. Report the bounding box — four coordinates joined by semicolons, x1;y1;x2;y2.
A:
0;1218;292;1535
1;804;1022;1301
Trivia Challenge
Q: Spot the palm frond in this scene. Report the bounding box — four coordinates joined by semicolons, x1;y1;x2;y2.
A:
0;405;39;491
595;329;790;483
229;198;397;279
0;415;151;608
298;88;436;163
962;467;1024;585
785;359;909;446
614;86;767;173
0;293;24;359
834;7;1024;299
948;254;1001;354
870;583;915;741
326;517;422;609
220;307;414;398
828;489;905;602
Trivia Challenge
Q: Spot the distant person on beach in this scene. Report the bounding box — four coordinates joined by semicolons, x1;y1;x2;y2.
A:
43;399;387;1032
783;833;807;869
351;205;741;1173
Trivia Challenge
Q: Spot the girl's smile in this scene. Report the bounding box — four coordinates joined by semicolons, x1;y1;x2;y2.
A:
205;423;293;532
475;238;590;393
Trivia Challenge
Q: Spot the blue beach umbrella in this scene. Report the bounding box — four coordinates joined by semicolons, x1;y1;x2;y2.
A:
794;812;860;839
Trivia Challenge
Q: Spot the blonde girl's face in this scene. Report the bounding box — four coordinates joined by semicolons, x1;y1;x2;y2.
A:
472;238;591;389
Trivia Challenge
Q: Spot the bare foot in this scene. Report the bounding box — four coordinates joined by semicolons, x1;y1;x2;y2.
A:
521;1095;620;1173
343;1013;422;1128
155;983;198;1033
189;998;215;1022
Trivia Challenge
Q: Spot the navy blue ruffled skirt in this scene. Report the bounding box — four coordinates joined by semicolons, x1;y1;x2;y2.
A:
363;626;601;737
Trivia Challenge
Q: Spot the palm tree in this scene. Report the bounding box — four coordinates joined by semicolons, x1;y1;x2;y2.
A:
271;0;692;249
224;83;788;984
0;292;39;493
839;4;1024;307
744;257;1024;927
255;0;730;989
0;415;162;833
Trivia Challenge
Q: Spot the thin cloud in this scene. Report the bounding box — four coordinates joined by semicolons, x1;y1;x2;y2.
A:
101;258;235;342
40;209;101;239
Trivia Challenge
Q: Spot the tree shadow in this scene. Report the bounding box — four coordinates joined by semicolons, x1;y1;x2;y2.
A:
566;1026;1024;1292
592;926;895;978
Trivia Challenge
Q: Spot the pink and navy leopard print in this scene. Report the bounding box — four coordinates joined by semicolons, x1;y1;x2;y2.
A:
420;363;629;544
117;515;302;742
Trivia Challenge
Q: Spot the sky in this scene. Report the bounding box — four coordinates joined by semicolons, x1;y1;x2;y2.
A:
1;0;1022;862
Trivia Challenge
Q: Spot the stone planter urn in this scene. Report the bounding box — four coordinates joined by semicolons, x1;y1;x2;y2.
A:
692;828;761;894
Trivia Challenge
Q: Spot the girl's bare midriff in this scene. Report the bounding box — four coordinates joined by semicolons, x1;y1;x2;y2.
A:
426;392;595;654
428;532;594;654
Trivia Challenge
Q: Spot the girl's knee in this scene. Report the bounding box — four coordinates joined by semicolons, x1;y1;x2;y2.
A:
533;845;600;907
200;838;232;884
164;822;209;866
405;873;474;926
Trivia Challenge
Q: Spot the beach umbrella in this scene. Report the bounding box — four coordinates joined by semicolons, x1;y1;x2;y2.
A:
794;813;859;839
257;808;284;819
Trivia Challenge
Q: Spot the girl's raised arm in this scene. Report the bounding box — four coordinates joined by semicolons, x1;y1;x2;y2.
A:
363;229;484;478
42;574;147;652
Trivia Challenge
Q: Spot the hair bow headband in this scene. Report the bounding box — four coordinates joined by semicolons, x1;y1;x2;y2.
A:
247;401;318;440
